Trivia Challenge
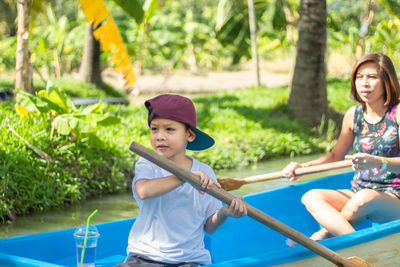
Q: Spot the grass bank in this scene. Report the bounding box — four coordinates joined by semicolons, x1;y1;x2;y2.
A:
0;77;353;221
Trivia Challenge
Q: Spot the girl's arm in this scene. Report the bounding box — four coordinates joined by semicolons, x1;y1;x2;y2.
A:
204;197;247;234
381;106;400;172
282;107;356;180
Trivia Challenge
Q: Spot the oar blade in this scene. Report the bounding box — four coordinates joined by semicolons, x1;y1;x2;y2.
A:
345;256;375;267
218;177;246;191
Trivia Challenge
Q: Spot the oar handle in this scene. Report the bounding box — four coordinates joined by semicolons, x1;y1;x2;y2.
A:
129;142;356;266
244;160;353;183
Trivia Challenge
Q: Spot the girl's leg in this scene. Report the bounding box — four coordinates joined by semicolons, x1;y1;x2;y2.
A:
341;189;400;224
301;189;355;237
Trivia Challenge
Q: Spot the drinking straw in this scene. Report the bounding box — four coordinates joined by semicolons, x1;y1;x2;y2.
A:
80;209;98;267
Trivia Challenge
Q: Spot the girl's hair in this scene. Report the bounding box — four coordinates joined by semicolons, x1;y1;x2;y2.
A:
350;53;400;106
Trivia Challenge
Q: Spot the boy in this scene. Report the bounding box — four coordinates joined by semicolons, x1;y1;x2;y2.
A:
120;94;247;267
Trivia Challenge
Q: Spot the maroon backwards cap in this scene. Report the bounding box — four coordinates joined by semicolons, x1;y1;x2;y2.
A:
145;94;214;151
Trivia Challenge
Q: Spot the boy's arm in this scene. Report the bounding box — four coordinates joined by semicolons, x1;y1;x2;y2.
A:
204;197;247;234
135;170;218;199
135;175;184;199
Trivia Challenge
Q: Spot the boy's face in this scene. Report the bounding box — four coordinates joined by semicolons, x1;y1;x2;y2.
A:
149;118;195;161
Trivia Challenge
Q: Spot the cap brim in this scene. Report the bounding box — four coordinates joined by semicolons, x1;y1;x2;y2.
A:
187;126;215;151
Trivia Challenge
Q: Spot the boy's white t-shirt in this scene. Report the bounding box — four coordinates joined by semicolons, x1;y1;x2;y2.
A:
127;157;223;265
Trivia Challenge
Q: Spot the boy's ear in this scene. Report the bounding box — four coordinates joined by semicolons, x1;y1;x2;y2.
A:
187;128;196;142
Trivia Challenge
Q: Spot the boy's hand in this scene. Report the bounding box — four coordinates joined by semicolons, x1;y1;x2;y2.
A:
193;171;221;194
222;197;247;218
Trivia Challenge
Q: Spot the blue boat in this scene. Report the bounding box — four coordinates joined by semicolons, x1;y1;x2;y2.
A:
1;172;399;266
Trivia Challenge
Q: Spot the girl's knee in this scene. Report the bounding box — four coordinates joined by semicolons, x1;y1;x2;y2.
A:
342;189;377;220
353;189;379;204
301;189;324;208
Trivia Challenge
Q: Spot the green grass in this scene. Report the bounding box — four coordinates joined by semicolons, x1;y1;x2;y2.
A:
0;76;356;221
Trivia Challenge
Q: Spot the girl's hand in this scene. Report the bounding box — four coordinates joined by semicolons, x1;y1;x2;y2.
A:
222;197;247;218
193;171;221;194
345;153;381;170
282;162;303;181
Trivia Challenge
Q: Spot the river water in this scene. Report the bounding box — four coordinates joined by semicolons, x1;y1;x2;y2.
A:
0;154;352;238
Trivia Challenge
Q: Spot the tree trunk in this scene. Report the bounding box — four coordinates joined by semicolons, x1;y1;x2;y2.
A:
247;0;260;86
1;0;17;36
80;23;103;88
15;0;33;93
289;0;327;126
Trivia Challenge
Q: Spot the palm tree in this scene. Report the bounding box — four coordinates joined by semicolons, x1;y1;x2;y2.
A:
15;0;33;93
79;23;103;88
14;0;145;93
288;0;327;126
0;0;17;36
77;0;145;92
247;0;260;86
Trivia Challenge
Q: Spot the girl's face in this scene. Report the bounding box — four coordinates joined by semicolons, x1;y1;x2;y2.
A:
355;62;385;105
149;118;195;161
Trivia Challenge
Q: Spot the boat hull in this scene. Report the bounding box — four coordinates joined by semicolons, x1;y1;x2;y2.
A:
1;172;399;266
271;232;400;267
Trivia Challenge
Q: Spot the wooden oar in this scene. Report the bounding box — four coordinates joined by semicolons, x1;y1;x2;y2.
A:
219;160;352;190
129;142;373;267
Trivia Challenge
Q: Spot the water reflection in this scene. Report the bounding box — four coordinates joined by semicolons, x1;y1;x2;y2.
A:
0;194;138;238
0;154;351;238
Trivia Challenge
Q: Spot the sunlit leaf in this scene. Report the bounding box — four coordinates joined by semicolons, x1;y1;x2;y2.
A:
77;0;137;87
67;116;94;133
113;0;144;24
15;83;122;145
15;104;30;118
81;102;103;114
96;115;122;126
46;81;75;108
53;116;70;135
379;0;400;19
16;91;40;113
143;0;157;23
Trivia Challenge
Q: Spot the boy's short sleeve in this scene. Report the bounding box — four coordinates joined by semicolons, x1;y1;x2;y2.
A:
132;157;158;206
133;157;155;183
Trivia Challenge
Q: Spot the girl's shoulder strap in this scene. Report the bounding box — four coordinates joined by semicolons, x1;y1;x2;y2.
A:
394;100;400;125
354;103;363;114
345;105;358;132
352;104;362;123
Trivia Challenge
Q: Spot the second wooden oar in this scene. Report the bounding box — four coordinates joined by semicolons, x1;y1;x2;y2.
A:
129;141;372;267
218;160;353;190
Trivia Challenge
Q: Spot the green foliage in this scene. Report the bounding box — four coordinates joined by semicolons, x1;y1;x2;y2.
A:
0;36;17;70
379;0;400;18
121;0;231;71
327;0;400;67
216;0;296;64
0;100;131;222
30;5;86;76
364;18;400;60
187;86;337;169
2;0;400;74
327;77;354;111
15;81;122;146
0;76;353;221
113;0;144;24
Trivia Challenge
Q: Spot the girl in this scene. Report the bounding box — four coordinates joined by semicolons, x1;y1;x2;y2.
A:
283;53;400;241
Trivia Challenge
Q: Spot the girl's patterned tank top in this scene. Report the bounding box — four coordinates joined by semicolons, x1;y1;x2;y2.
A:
352;102;400;194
